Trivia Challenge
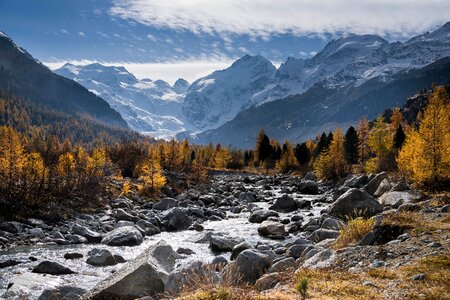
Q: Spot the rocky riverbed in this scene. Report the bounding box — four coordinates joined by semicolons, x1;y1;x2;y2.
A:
0;172;448;299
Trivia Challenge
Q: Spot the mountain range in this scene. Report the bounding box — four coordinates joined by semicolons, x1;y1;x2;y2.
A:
2;22;450;147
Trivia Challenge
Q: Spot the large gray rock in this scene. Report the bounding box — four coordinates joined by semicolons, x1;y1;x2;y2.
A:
72;224;102;243
101;226;143;246
308;228;340;242
321;218;345;230
257;221;286;239
38;286;86;300
32;261;75;275
344;174;368;188
114;209;138;222
230;250;273;284
161;207;191;231
249;210;279;223
136;219;161;236
210;235;244;252
87;241;180;299
153;198;178;210
378;191;421;207
364;172;388;195
254;273;281;291
268;257;296;273
328;188;383;219
86;249;126;266
297;180;319;194
302;249;336;269
0;221;23;233
231;241;253;260
373;179;393;197
269;195;299;212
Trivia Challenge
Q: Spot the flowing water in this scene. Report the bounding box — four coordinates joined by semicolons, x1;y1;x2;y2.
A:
0;184;327;299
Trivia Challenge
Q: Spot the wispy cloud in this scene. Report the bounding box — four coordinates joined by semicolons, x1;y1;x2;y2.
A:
109;0;450;38
78;31;86;36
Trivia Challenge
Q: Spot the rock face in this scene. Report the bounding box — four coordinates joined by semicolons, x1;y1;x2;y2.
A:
87;241;180;299
38;286;86;300
364;172;388;195
32;261;75;275
269;195;299;212
210;235;245;252
231;249;273;284
101;226;143;246
328;188;383;219
72;224;102;243
257;221;286;239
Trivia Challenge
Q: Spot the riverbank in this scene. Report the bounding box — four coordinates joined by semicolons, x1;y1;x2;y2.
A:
0;173;448;299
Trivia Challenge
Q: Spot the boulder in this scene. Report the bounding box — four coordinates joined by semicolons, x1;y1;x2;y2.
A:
153;198;178;210
86;249;126;266
29;228;45;239
231;241;253;260
231;250;273;284
302;249;336;269
254;273;281;291
136;219;161;236
72;224;102;243
177;247;195;255
268;257;296;273
114;209;138;222
373;179;393;197
101;226;143;246
249;210;279;223
211;256;228;271
165;261;219;294
63;253;83;260
87;241;179;299
344;174;368;188
286;243;312;259
0;221;23;233
239;192;257;202
328;188;383;219
308;228;340;242
304;172;317;181
65;234;87;244
257;221;286;239
32;261;75;275
210;235;244;252
269;195;299;212
38;286;86;300
162;207;191;231
321;218;345;230
298;180;319;194
0;259;24;268
378;191;421;207
364;172;387;195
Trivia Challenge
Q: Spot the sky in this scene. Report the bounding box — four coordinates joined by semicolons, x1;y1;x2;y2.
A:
1;0;449;84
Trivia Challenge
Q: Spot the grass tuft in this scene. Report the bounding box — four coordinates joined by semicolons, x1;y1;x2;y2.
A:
334;217;375;249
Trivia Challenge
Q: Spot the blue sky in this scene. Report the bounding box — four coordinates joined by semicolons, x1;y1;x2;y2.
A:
1;0;449;83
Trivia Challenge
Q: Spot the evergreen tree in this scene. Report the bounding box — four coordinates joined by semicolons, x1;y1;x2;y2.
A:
314;132;328;156
393;125;406;150
294;142;311;165
344;126;359;164
255;129;272;162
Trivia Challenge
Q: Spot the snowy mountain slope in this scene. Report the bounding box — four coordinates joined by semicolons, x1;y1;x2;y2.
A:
55;63;190;138
182;55;277;130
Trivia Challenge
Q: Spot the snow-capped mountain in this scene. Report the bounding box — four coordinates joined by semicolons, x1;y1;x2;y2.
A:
55;63;189;138
183;55;276;130
55;22;450;141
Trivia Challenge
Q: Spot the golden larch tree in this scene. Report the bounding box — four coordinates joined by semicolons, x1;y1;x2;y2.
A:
137;147;166;195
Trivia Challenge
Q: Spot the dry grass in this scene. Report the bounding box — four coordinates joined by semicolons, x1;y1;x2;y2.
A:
294;268;382;299
367;268;397;280
334;217;375;249
381;211;450;234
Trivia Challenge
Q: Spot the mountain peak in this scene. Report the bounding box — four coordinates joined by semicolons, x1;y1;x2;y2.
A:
231;54;272;68
173;78;190;94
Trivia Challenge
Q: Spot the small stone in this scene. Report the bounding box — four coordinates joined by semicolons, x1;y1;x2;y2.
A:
411;273;425;280
64;252;83;260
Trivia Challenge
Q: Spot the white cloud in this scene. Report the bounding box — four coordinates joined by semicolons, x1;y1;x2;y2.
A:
109;0;450;38
43;58;237;84
78;31;86;36
60;29;69;34
146;34;157;41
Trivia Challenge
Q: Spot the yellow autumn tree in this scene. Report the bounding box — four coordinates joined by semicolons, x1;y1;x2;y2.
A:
22;152;47;205
328;128;347;178
276;141;298;173
389;107;404;133
90;147;112;177
366;115;393;172
0;126;27;189
137;147;166;195
398;87;450;187
214;146;232;169
190;154;209;184
357;117;370;164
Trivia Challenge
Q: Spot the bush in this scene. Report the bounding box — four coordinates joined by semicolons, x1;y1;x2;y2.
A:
334;217;375;249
